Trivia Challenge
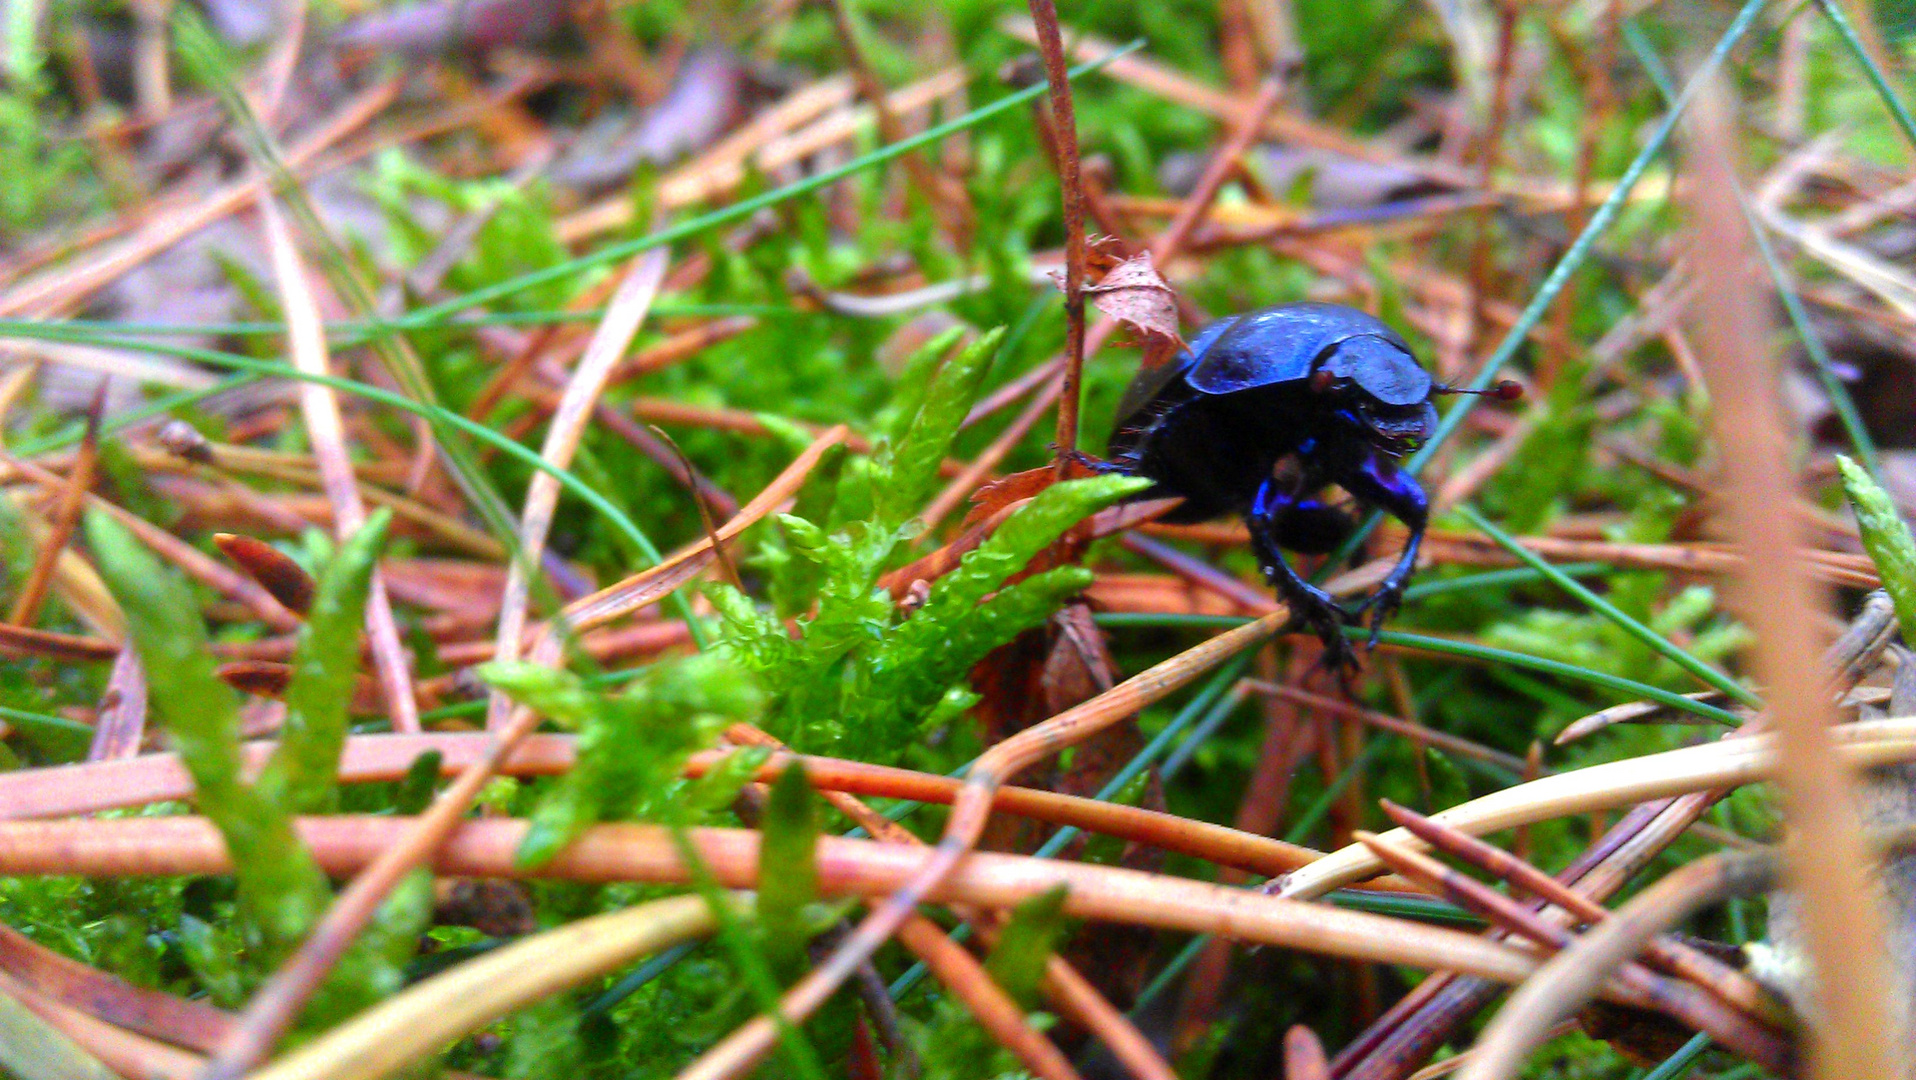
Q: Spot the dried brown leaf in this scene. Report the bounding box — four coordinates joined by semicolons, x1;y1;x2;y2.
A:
1081;252;1186;369
960;461;1100;532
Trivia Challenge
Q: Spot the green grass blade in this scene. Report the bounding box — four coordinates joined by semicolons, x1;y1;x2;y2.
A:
1370;627;1744;725
1402;562;1609;600
1454;502;1759;706
1816;0;1916;154
1092;612;1744;725
13;372;263;457
174;13;522;552
1314;0;1771;578
4;325;673;582
1624;16;1883;476
26;303;794;342
1407;0;1770;471
0;705;92;760
1641;1033;1713;1080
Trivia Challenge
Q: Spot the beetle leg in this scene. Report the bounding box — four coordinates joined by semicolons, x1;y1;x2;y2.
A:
1339;451;1429;646
1057;448;1128;475
1249;477;1359;673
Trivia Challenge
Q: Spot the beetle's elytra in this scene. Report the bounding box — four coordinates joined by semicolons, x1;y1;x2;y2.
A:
1100;302;1516;672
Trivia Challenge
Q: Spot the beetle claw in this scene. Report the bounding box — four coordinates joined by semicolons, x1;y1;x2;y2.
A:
1307;618;1363;682
1276;582;1363;676
1363;587;1403;650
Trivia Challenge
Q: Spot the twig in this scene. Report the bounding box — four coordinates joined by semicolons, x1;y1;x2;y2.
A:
1025;0;1089;474
997;18;1476;190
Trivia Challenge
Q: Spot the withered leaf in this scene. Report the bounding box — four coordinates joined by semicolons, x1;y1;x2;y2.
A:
1082;251;1187;369
959;459;1101;532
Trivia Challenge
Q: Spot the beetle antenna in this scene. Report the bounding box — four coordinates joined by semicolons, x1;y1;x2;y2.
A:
1433;379;1523;401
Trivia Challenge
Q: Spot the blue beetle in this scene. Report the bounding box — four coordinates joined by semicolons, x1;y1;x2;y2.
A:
1101;303;1516;671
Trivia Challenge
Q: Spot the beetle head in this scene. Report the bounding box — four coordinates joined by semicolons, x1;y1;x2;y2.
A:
1309;336;1436;456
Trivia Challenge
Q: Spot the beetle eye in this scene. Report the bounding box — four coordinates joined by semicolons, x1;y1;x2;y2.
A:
1308;369;1339;394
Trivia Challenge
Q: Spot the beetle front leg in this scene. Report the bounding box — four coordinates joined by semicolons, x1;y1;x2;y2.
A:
1339;451;1428;646
1249;478;1359;673
1055;447;1129;475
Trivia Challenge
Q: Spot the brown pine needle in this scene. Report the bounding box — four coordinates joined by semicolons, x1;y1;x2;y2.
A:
0;814;1582;988
0;730;1341;885
85;647;146;761
485;248;668;729
7;384;102;627
1685;83;1896;1080
1379;800;1791;1028
1460;854;1781;1080
261;196;419;733
1281;717;1916;900
1353;831;1789;1071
